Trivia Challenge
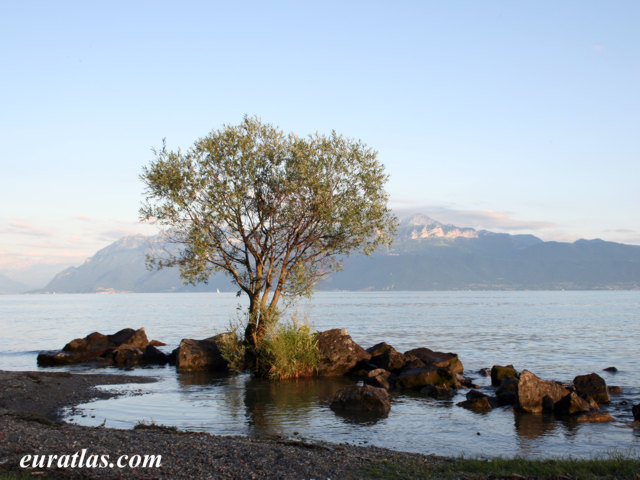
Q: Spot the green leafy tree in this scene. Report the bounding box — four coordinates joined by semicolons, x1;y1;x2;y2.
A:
140;116;397;351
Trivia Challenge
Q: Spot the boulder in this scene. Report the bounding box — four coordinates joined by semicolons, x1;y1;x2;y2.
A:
491;365;518;387
554;392;595;416
496;377;519;406
632;404;640;421
141;345;170;365
404;348;463;374
316;329;370;376
577;412;614;423
573;373;610;404
515;370;570;414
149;339;167;347
457;390;496;412
175;333;233;372
603;366;618;373
420;384;457;400
112;344;143;367
38;328;152;367
607;386;623;395
367;343;408;372
478;368;491;377
364;368;396;390
330;385;390;415
396;366;457;390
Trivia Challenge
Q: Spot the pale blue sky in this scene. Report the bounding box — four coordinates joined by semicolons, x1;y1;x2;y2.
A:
1;1;639;270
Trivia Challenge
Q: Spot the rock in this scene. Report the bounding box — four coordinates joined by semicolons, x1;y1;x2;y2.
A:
141;345;170;365
573;373;610;404
316;329;371;376
457;391;496;412
632;404;640;421
456;374;475;388
515;370;570;414
367;343;407;372
607;386;623;395
38;328;154;367
175;333;233;372
108;328;149;350
542;395;555;413
404;347;463;374
330;385;390;415
420;384;457;399
491;365;518;387
603;366;618;373
478;368;491;377
396;366;457;390
401;355;426;370
554;392;595;416
112;344;143;367
149;339;167;347
364;369;395;390
577;412;615;423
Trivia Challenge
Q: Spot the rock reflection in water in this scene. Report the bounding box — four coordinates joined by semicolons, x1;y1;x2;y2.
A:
243;376;354;435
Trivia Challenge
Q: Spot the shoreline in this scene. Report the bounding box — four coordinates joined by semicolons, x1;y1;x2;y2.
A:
1;370;638;480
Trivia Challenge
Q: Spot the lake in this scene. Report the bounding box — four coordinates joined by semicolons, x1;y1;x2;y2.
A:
1;291;639;458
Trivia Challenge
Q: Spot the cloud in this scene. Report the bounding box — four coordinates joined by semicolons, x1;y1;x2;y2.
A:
0;219;53;238
591;44;605;52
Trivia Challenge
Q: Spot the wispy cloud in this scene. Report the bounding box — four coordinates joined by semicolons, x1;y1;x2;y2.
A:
0;219;53;238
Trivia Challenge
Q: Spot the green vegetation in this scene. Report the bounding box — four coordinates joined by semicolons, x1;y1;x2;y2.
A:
140;116;397;357
355;454;640;480
256;318;320;380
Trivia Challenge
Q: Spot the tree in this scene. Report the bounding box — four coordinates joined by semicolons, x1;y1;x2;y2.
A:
140;116;397;351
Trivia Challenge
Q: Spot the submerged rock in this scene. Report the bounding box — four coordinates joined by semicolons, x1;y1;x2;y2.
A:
554;392;596;416
603;366;618;373
457;390;496;413
515;370;569;414
330;385;390;415
607;385;623;395
577;412;614;423
420;384;457;399
316;329;370;376
573;373;610;404
396;366;457;390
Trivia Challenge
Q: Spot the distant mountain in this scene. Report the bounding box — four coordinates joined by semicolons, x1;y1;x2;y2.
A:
0;273;29;294
36;215;640;293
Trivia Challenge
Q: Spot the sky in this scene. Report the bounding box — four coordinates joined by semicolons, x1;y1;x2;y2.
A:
1;1;639;273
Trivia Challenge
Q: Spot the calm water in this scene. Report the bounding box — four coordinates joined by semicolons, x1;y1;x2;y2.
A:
1;291;639;458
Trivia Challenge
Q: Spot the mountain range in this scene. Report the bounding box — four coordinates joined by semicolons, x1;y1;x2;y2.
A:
21;214;640;294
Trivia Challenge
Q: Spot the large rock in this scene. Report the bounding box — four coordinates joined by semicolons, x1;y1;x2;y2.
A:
364;368;395;390
496;377;519;406
316;329;370;376
175;333;232;372
396;366;457;390
404;348;463;374
141;345;170;365
491;365;518;387
554;392;595;416
330;385;390;415
515;370;570;413
367;342;408;372
112;344;143;367
632;404;640;421
37;328;150;367
573;373;610;404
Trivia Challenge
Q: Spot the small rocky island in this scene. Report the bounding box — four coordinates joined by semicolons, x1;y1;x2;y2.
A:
36;327;638;424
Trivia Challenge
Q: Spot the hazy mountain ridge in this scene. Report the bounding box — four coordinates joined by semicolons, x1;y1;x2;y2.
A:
21;215;640;293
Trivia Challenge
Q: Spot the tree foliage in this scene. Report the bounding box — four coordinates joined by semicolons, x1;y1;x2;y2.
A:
140;116;397;348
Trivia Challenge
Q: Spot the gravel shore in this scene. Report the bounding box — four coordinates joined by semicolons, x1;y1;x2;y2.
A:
0;370;444;479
